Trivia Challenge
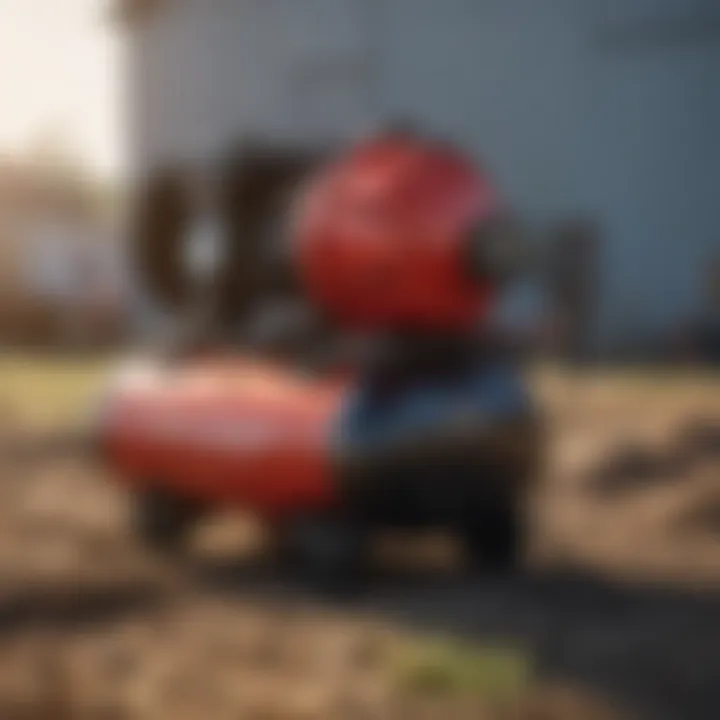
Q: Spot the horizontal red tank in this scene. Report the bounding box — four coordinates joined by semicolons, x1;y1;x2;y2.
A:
104;358;347;519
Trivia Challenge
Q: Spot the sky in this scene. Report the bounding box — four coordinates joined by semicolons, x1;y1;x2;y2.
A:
0;0;123;178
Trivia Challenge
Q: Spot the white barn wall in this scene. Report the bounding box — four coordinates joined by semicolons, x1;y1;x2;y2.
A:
129;0;379;175
380;0;593;220
126;0;720;352
207;0;379;146
379;0;720;350
585;34;720;346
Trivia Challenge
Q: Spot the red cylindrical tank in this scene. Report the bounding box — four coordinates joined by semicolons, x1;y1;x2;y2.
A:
104;358;346;519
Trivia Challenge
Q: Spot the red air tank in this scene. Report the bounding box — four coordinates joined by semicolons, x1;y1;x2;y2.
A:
294;132;502;331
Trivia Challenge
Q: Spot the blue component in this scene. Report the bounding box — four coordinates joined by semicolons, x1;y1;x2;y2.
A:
336;361;532;447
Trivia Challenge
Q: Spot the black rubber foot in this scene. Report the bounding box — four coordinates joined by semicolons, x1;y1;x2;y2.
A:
462;497;524;574
132;488;204;555
279;515;368;597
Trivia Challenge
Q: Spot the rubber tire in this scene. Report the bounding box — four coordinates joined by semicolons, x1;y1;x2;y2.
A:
280;515;368;597
132;488;203;555
462;496;524;574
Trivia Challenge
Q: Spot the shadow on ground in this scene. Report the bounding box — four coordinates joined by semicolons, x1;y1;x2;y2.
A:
170;554;720;720
2;556;718;718
0;578;170;639
586;418;720;496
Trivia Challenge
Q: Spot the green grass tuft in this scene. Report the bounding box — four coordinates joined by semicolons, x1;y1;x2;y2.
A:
392;636;531;700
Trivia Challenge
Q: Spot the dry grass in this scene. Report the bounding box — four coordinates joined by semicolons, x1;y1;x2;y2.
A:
0;353;109;430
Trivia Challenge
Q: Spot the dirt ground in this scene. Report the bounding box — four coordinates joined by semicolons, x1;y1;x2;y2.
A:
0;365;719;720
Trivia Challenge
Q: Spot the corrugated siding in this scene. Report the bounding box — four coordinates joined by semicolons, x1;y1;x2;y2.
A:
128;0;720;349
130;0;377;173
